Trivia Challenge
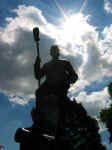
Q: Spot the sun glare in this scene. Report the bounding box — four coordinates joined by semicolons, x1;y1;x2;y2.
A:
59;13;90;45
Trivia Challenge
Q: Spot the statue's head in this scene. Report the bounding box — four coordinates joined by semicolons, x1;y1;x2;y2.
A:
50;45;60;59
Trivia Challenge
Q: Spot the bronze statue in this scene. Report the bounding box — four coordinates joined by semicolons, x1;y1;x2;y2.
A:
34;45;78;110
14;28;106;150
34;45;78;134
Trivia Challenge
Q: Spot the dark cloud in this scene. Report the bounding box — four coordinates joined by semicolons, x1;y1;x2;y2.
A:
0;27;55;98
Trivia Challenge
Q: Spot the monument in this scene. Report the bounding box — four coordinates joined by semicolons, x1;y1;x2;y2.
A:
14;27;106;150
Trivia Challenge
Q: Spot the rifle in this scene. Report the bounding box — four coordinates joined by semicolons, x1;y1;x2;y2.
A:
33;27;40;87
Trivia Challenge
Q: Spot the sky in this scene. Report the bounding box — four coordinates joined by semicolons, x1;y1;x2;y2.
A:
1;0;112;149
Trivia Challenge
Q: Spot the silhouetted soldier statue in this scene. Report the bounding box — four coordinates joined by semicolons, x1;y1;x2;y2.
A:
34;45;78;106
14;29;106;150
34;45;78;134
34;45;78;107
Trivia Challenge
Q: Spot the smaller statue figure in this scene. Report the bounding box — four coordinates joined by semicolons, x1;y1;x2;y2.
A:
15;107;55;150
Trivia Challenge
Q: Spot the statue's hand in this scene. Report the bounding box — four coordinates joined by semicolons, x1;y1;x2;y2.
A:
36;56;41;64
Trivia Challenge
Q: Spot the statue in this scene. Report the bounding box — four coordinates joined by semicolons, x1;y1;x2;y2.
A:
14;27;106;150
34;45;78;134
15;100;106;150
33;27;78;133
34;45;78;107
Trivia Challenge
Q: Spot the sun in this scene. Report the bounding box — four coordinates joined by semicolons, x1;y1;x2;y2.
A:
58;13;91;45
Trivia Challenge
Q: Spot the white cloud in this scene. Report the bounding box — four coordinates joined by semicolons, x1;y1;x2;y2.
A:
0;5;56;103
81;41;103;81
104;0;112;14
98;25;112;76
0;4;112;116
75;88;110;116
8;94;34;105
68;79;89;96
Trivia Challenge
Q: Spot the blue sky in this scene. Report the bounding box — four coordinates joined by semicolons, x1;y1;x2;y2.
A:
1;0;112;149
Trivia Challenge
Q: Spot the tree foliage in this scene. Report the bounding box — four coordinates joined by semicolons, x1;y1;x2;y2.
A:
100;82;112;143
100;106;112;123
108;82;112;99
100;82;112;122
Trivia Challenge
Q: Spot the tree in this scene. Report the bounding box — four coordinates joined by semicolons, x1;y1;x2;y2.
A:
108;82;112;100
100;82;112;143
